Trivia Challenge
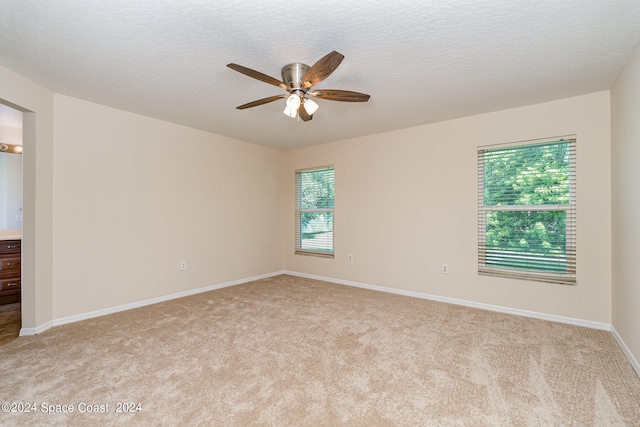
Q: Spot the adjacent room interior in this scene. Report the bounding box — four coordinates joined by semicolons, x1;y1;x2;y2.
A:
0;1;639;424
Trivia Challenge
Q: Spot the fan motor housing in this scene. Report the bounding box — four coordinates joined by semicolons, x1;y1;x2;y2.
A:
281;63;310;89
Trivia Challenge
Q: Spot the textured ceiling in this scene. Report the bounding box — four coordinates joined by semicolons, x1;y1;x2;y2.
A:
1;0;639;150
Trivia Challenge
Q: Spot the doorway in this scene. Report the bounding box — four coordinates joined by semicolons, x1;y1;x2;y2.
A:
0;102;23;345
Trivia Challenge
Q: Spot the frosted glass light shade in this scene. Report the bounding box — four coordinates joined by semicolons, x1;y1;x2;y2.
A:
283;105;297;118
303;98;319;115
284;93;301;118
286;94;301;110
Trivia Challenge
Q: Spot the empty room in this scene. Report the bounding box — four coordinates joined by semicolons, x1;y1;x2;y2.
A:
1;1;639;425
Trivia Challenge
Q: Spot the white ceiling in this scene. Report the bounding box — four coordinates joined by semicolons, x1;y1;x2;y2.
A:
1;0;639;150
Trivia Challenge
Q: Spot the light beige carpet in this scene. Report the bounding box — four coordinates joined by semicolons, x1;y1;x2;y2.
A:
1;274;639;426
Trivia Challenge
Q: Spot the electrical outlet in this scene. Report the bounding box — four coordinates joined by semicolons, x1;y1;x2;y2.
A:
348;254;353;263
180;261;187;271
441;264;449;274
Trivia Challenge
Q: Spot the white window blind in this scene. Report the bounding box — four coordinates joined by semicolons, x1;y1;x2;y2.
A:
295;166;334;258
478;137;576;285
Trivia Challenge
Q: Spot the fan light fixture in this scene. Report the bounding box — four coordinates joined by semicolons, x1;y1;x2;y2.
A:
303;98;319;115
283;106;296;118
286;93;301;110
227;51;370;122
284;93;301;118
283;94;320;119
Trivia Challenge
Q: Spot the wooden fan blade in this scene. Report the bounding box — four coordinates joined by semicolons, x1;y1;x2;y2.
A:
236;95;286;110
301;51;344;90
309;89;370;102
299;105;313;121
227;63;290;91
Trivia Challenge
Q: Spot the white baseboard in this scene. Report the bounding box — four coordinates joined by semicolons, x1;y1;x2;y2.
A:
611;326;640;378
19;321;54;337
283;270;611;331
19;270;286;336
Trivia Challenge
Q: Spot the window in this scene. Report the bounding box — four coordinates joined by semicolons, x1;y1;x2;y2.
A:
478;137;576;285
295;166;334;257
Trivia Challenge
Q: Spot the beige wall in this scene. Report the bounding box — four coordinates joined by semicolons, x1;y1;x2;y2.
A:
611;42;640;363
284;92;612;323
0;63;617;331
52;95;283;318
0;65;55;330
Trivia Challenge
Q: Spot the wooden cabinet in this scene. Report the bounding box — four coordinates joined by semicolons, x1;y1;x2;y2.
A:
0;239;20;305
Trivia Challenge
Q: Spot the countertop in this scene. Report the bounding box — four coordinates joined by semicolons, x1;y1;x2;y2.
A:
0;235;21;241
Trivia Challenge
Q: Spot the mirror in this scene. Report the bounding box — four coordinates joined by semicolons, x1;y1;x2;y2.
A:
0;152;22;232
0;103;23;236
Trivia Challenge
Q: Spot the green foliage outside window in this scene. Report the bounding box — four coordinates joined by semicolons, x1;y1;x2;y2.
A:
483;143;570;206
297;168;334;254
482;141;572;273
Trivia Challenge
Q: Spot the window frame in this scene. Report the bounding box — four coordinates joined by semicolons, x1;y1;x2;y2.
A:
295;165;335;258
477;136;576;285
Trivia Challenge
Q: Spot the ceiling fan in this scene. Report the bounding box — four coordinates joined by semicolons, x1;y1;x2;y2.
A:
227;51;370;121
